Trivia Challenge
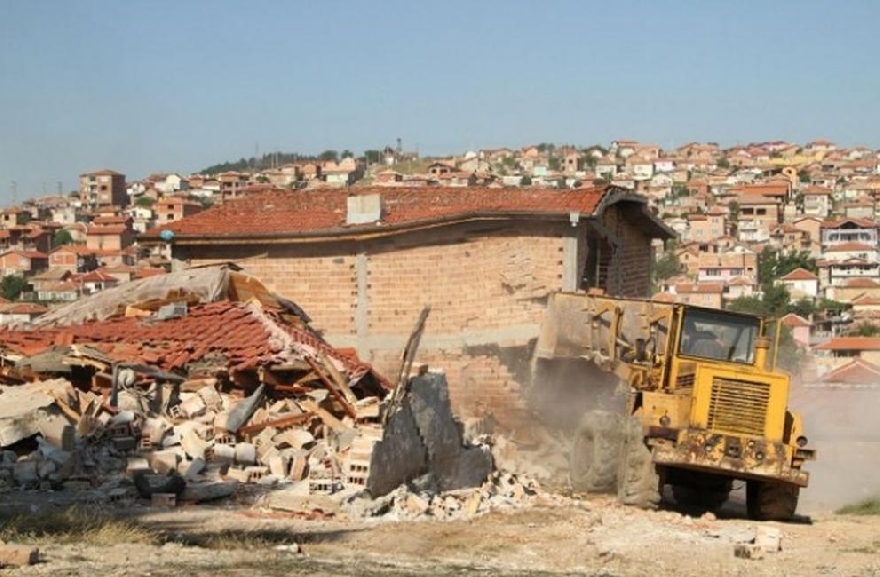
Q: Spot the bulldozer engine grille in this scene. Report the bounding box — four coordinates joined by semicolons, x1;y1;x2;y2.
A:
677;373;695;388
707;377;769;436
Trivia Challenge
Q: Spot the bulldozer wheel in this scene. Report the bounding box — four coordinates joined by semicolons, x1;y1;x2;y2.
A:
569;411;621;493
672;482;731;513
746;481;800;521
617;415;660;509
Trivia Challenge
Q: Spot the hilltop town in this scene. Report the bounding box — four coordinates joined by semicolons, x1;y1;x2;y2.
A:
1;139;877;386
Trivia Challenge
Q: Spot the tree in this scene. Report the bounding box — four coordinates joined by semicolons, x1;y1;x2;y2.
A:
654;248;682;281
53;229;73;248
364;150;382;165
341;150;354;159
0;275;27;301
852;322;880;337
789;298;816;319
716;158;730;169
548;156;561;171
798;169;811;184
135;196;155;207
520;175;532;186
318;150;339;162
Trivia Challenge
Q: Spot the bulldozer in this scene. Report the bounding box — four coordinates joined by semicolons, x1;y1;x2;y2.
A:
531;291;815;520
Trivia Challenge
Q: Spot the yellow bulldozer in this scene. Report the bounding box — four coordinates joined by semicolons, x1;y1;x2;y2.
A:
531;291;815;520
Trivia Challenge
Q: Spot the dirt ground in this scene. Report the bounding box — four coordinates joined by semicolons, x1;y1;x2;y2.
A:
2;488;880;577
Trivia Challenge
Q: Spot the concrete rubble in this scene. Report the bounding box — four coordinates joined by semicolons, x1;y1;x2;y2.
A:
0;265;494;513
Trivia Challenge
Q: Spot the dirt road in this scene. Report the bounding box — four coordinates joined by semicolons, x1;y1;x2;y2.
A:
2;491;879;577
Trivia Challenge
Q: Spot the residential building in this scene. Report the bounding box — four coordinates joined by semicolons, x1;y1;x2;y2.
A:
778;268;820;298
155;197;203;226
79;169;127;207
0;250;48;276
801;186;833;218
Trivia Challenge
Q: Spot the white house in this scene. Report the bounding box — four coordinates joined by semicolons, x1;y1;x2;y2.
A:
778;268;820;298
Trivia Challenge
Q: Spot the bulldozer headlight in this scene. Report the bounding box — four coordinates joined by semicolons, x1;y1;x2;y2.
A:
796;436;808;448
755;451;764;461
659;415;670;427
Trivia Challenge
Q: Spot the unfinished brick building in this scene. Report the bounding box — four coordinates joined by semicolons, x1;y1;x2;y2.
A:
145;186;673;429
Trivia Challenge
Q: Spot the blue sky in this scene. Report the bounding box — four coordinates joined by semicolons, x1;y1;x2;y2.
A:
1;1;878;201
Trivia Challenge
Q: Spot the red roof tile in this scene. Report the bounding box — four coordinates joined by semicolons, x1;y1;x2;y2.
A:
143;186;614;239
781;313;810;328
814;337;880;351
780;268;819;281
820;358;880;385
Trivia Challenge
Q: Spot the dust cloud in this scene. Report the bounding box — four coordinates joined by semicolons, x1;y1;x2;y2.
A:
789;381;880;512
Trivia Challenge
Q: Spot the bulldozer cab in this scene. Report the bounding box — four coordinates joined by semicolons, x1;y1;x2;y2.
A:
676;307;761;366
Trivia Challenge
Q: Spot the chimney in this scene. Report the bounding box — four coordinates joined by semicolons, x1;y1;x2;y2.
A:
347;193;382;225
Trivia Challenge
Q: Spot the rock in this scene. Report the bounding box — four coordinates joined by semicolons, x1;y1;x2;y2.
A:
274;543;301;554
403;493;430;516
133;472;186;498
180;480;238;503
37;416;75;451
180;429;209;460
0;544;39;567
179;457;206;481
13;461;39;486
734;543;764;560
365;400;427;497
754;526;783;552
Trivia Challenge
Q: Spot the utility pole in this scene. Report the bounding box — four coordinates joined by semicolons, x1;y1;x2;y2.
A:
10;180;16;204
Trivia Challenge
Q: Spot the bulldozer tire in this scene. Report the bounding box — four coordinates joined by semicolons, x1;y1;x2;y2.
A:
617;415;660;509
672;482;731;513
569;411;621;493
746;481;800;521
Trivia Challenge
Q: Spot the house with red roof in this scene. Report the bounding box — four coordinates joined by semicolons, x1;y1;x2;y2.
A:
0;250;48;277
0;302;47;326
778;268;820;298
814;337;880;367
142;185;674;429
781;313;811;348
820;218;879;253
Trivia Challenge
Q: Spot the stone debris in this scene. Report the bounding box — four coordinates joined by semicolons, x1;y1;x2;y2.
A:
0;543;40;568
735;526;783;560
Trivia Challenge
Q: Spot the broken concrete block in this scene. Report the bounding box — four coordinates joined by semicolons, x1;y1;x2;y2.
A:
225;467;251;483
0;544;39;567
180;429;209;461
133;472;186;497
754;526;782;552
197;385;223;411
274;429;315;450
365;400;427;498
149;450;181;475
126;457;151;477
354;396;380;419
180;480;238;503
111;436;138;453
37;416;75;451
179;457;206;481
734;543;764;560
179;395;207;419
212;444;236;463
213;411;230;432
288;450;309;481
151;493;176;508
13;461;39;486
226;385;264;433
141;417;170;446
36;460;56;479
235;442;257;465
267;454;289;477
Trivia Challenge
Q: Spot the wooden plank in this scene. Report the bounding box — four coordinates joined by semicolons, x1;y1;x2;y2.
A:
318;352;357;405
237;412;315;436
305;357;356;419
299;399;347;433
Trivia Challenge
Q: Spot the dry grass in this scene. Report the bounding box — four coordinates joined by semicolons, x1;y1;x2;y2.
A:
838;498;880;516
0;506;159;546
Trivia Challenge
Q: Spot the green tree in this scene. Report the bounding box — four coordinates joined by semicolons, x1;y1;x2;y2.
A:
521;175;532;186
318;150;339;162
798;169;811;184
364;150;382;165
52;229;73;248
548;156;561;171
341;149;354;159
0;275;27;301
135;196;155;208
789;298;816;319
654;248;682;281
716;157;730;169
852;322;880;337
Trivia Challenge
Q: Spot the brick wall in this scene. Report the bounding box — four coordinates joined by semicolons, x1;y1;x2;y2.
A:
179;210;658;429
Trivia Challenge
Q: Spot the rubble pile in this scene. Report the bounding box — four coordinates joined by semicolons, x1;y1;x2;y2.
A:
0;265;493;507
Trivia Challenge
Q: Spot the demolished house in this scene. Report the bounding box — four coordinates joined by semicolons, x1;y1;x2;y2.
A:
0;264;492;510
141;185;675;431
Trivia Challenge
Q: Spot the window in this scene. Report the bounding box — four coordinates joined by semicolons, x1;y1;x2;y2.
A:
679;308;759;364
756;208;767;215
